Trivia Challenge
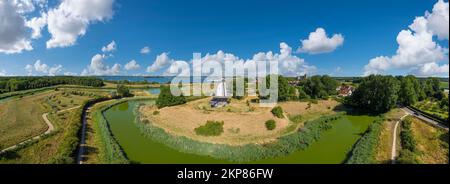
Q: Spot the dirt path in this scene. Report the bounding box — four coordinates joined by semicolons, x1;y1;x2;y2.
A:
0;106;81;154
391;110;410;164
76;106;90;164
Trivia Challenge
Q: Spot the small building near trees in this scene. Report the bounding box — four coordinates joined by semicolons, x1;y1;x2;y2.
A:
337;85;354;97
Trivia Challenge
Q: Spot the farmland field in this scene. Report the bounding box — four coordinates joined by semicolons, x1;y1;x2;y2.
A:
440;82;449;90
0;88;109;163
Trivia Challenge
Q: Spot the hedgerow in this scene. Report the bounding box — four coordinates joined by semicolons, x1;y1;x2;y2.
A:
346;118;384;164
397;118;420;164
93;100;132;164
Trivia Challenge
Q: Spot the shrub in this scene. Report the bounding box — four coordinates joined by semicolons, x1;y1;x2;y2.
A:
397;149;420;164
195;121;224;136
153;111;160;115
271;106;284;118
265;120;276;130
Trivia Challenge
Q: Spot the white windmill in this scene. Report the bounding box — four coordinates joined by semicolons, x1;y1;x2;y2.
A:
210;78;230;107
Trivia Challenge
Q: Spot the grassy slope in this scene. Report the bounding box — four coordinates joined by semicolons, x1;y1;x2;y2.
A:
410;117;448;164
0;91;55;148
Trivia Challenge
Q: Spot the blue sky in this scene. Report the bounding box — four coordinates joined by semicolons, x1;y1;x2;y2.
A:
0;0;448;77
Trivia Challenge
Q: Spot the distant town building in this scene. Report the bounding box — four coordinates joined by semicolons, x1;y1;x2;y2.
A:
337;85;354;97
288;74;307;86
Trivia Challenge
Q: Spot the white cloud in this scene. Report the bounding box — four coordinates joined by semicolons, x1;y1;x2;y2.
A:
411;62;449;76
64;72;78;76
25;64;33;75
0;0;33;54
156;42;316;77
34;59;48;73
11;0;35;14
48;64;63;76
102;40;116;52
298;28;344;54
0;69;8;76
426;0;449;40
26;12;47;39
81;54;121;76
125;60;140;70
25;60;63;76
364;0;449;77
147;52;173;73
46;0;115;48
140;46;151;54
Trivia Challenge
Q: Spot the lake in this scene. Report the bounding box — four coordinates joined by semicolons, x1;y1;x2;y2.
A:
104;100;376;164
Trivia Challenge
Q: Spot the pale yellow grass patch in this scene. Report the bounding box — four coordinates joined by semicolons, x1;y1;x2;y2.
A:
410;118;448;164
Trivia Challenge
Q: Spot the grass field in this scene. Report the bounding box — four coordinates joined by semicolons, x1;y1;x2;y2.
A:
0;90;56;148
440;82;449;90
409;117;448;164
0;88;109;163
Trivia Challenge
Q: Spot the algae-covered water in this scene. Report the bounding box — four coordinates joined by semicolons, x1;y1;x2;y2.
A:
104;100;376;164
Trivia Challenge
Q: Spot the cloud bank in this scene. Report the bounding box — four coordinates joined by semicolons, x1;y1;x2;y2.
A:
364;0;449;77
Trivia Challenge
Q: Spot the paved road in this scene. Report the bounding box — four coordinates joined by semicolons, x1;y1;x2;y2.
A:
0;106;81;154
402;107;449;130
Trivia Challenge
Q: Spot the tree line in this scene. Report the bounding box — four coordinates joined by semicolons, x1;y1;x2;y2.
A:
0;76;104;93
347;75;445;113
259;75;339;102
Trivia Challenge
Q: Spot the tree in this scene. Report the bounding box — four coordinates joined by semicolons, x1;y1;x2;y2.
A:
398;76;418;106
422;77;443;100
321;75;339;96
350;75;400;113
297;87;310;100
116;84;131;97
156;86;187;108
303;75;338;99
304;76;325;99
261;75;292;101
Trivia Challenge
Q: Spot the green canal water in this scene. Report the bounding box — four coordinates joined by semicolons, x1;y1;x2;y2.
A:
104;100;377;164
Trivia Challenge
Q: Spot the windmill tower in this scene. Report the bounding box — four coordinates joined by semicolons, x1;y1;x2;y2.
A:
210;78;230;107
